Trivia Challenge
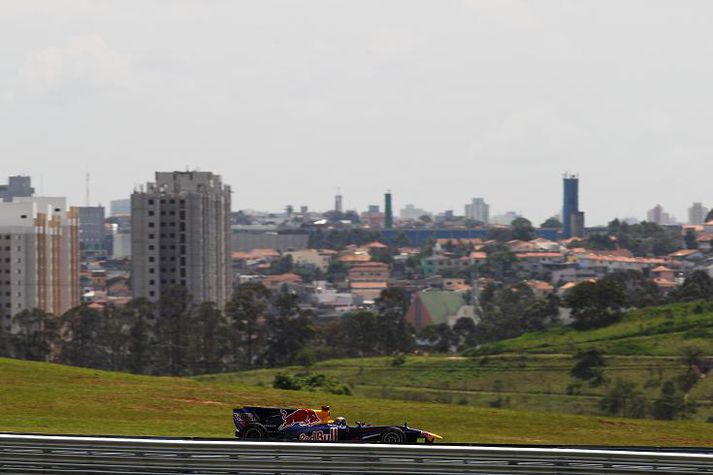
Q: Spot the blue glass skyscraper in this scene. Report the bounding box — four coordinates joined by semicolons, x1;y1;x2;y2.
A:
562;174;579;238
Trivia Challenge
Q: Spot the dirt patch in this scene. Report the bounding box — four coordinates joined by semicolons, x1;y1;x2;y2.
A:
169;397;227;406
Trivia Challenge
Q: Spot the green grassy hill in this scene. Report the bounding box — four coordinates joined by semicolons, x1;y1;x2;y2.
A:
200;302;713;421
469;301;713;356
4;357;713;446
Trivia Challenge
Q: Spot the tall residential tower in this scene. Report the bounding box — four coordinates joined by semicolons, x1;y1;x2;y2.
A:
0;197;80;331
131;171;231;307
562;174;585;238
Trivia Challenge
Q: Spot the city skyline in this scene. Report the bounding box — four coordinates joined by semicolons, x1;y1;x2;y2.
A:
3;2;713;225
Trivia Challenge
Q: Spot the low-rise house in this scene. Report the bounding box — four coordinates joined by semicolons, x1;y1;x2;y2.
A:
284;249;333;272
514;252;565;273
668;249;705;267
347;262;390;301
525;280;555;297
651;265;675;282
574;252;668;273
262;273;303;290
421;254;471;275
405;290;476;329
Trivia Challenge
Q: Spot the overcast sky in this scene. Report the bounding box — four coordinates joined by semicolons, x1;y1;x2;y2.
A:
2;1;712;225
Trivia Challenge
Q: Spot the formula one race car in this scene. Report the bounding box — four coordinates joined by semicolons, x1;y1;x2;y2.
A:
233;406;442;444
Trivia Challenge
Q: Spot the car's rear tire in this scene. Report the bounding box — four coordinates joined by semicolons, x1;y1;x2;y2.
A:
380;427;406;444
241;423;268;440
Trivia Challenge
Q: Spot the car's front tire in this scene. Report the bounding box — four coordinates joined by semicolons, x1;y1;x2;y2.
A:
241;423;268;440
380;427;406;444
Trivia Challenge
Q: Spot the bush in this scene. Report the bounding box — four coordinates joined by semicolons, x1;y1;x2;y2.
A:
272;372;352;395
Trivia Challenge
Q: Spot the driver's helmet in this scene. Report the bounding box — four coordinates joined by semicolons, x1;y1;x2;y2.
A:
334;416;347;426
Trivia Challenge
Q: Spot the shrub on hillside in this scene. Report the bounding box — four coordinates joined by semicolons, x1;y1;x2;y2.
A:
273;372;351;395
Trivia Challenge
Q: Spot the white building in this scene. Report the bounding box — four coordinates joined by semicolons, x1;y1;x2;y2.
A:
464;197;489;223
0;197;80;331
400;204;430;220
688;202;709;225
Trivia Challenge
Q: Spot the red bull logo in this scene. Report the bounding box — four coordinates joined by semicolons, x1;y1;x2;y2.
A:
298;427;339;441
279;408;322;430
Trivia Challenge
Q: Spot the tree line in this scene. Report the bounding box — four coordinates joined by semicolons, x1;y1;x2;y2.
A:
0;284;422;376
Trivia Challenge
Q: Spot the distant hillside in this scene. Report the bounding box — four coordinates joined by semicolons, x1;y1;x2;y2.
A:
4;357;713;446
202;353;713;422
204;302;713;422
466;301;713;357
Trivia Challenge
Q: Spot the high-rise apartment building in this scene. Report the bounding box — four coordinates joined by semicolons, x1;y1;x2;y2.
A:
384;192;393;229
562;174;585;238
131;171;231;307
334;191;343;213
77;206;107;255
464;197;490;223
688;202;709;225
0;197;80;331
0;176;35;202
646;204;676;225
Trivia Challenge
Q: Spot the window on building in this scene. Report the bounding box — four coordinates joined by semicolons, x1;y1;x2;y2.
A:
148;211;154;216
148;222;155;228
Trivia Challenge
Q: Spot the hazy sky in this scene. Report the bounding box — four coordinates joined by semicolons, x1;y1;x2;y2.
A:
2;1;713;225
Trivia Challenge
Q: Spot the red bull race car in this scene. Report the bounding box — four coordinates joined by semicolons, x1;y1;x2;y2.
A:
233;406;442;444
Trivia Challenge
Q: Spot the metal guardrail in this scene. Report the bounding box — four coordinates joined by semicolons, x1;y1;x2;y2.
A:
1;433;713;474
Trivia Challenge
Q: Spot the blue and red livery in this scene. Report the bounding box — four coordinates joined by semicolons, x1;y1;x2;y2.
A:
233;405;442;444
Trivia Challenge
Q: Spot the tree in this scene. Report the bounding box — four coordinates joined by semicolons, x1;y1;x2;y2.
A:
670;270;713;302
262;292;316;367
125;298;156;374
156;285;192;375
706;208;713;223
600;379;648;418
0;321;9;357
521;294;561;332
188;302;229;374
453;317;477;350
652;381;696;420
271;255;294;274
59;305;108;369
540;217;562;229
565;280;627;329
419;324;458;353
474;283;537;344
225;282;271;368
607;220;679;257
482;243;517;281
374;287;414;354
510;217;535;241
571;348;606;387
11;309;57;361
332;311;380;357
419;214;432;223
601;270;662;308
100;304;134;372
486;227;513;242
